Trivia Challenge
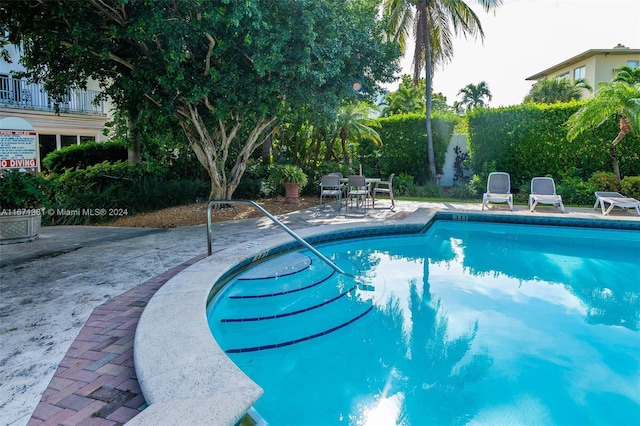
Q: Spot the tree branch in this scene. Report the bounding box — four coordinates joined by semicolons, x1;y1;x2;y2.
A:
204;95;215;111
59;40;134;70
88;0;127;27
204;33;215;76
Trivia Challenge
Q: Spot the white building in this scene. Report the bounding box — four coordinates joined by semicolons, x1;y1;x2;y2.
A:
0;42;113;170
526;44;640;98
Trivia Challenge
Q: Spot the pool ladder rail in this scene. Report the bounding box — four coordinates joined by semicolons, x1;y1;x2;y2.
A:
206;199;353;278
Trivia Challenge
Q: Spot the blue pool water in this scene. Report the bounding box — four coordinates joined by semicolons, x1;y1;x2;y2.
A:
207;221;640;425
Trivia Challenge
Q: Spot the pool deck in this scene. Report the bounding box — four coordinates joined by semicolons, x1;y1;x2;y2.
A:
1;200;638;426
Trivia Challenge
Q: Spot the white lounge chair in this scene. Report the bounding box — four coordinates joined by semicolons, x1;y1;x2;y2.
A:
529;177;564;212
594;191;640;216
319;174;343;209
482;172;513;210
372;173;395;209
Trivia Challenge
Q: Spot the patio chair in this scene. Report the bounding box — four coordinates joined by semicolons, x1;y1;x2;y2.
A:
482;172;513;211
319;174;343;209
529;177;564;213
372;173;395;209
594;191;640;216
347;175;370;210
328;172;347;198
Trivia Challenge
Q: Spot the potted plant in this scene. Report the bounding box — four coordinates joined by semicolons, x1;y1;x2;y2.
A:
269;164;308;204
0;169;50;244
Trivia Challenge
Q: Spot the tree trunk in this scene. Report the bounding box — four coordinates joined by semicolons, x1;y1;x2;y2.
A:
125;115;141;164
610;115;631;181
177;104;275;200
340;128;350;166
127;138;140;164
261;134;272;164
610;144;621;182
420;0;436;183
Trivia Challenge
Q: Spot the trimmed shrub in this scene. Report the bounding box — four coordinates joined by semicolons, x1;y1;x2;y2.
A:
42;140;128;173
556;168;597;205
415;182;444;198
448;184;477;200
467;102;640;188
46;161;208;224
360;113;459;185
588;171;620;192
391;173;415;196
621;176;640;199
0;169;52;209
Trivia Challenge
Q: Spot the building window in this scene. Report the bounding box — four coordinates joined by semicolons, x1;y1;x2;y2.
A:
39;135;57;170
80;136;95;143
61;135;78;148
627;60;639;68
556;72;570;80
574;66;586;81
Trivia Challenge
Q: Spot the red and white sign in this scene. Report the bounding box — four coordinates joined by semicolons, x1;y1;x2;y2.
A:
0;130;38;169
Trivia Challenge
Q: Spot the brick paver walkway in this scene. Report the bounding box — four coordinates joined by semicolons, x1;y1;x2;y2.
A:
27;254;207;426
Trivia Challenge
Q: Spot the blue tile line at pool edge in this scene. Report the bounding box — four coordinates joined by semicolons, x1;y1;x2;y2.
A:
229;269;335;299
237;256;312;281
436;212;640;230
221;284;358;323
225;305;374;354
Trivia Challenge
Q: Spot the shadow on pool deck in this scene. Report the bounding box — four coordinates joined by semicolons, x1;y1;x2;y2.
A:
1;200;637;426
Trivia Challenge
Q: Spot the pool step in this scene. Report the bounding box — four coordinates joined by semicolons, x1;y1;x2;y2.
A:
216;281;372;353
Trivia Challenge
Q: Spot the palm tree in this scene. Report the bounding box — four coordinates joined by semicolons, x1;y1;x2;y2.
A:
457;81;492;112
566;80;640;181
524;77;592;104
383;0;501;182
333;102;382;167
613;65;640;85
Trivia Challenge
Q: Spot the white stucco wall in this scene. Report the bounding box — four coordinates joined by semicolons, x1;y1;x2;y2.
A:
440;134;472;187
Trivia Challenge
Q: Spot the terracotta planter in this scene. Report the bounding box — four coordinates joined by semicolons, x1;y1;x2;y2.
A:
0;211;41;244
283;182;301;204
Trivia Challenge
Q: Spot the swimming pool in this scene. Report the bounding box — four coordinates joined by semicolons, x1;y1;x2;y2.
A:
208;220;640;425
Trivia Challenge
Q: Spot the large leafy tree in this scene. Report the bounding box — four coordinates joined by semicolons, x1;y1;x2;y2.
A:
1;0;399;200
456;81;492;112
382;75;425;116
524;77;592;104
567;80;640;181
382;0;501;181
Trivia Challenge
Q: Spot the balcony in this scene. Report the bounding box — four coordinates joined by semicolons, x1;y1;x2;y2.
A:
0;75;105;115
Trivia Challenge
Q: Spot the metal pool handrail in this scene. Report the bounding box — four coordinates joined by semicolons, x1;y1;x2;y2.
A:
207;199;351;277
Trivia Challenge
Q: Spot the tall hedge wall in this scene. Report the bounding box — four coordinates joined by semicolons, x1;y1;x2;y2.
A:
467;102;640;188
360;113;457;184
42;140;128;173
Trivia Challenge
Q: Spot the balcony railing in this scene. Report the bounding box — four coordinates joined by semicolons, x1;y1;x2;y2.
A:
0;75;105;114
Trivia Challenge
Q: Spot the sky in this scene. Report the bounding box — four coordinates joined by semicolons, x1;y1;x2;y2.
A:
389;0;640;107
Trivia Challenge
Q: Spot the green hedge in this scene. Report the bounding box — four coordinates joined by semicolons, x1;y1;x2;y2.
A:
42;140;128;173
621;176;640;199
46;161;208;224
359;113;458;184
467;102;640;189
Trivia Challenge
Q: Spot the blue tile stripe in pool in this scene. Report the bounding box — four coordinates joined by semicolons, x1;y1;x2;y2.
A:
237;253;312;280
221;284;358;323
436;212;640;230
228;270;336;299
225;305;374;354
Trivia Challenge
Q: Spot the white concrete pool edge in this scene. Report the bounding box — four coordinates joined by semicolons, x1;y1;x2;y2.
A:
130;209;436;425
